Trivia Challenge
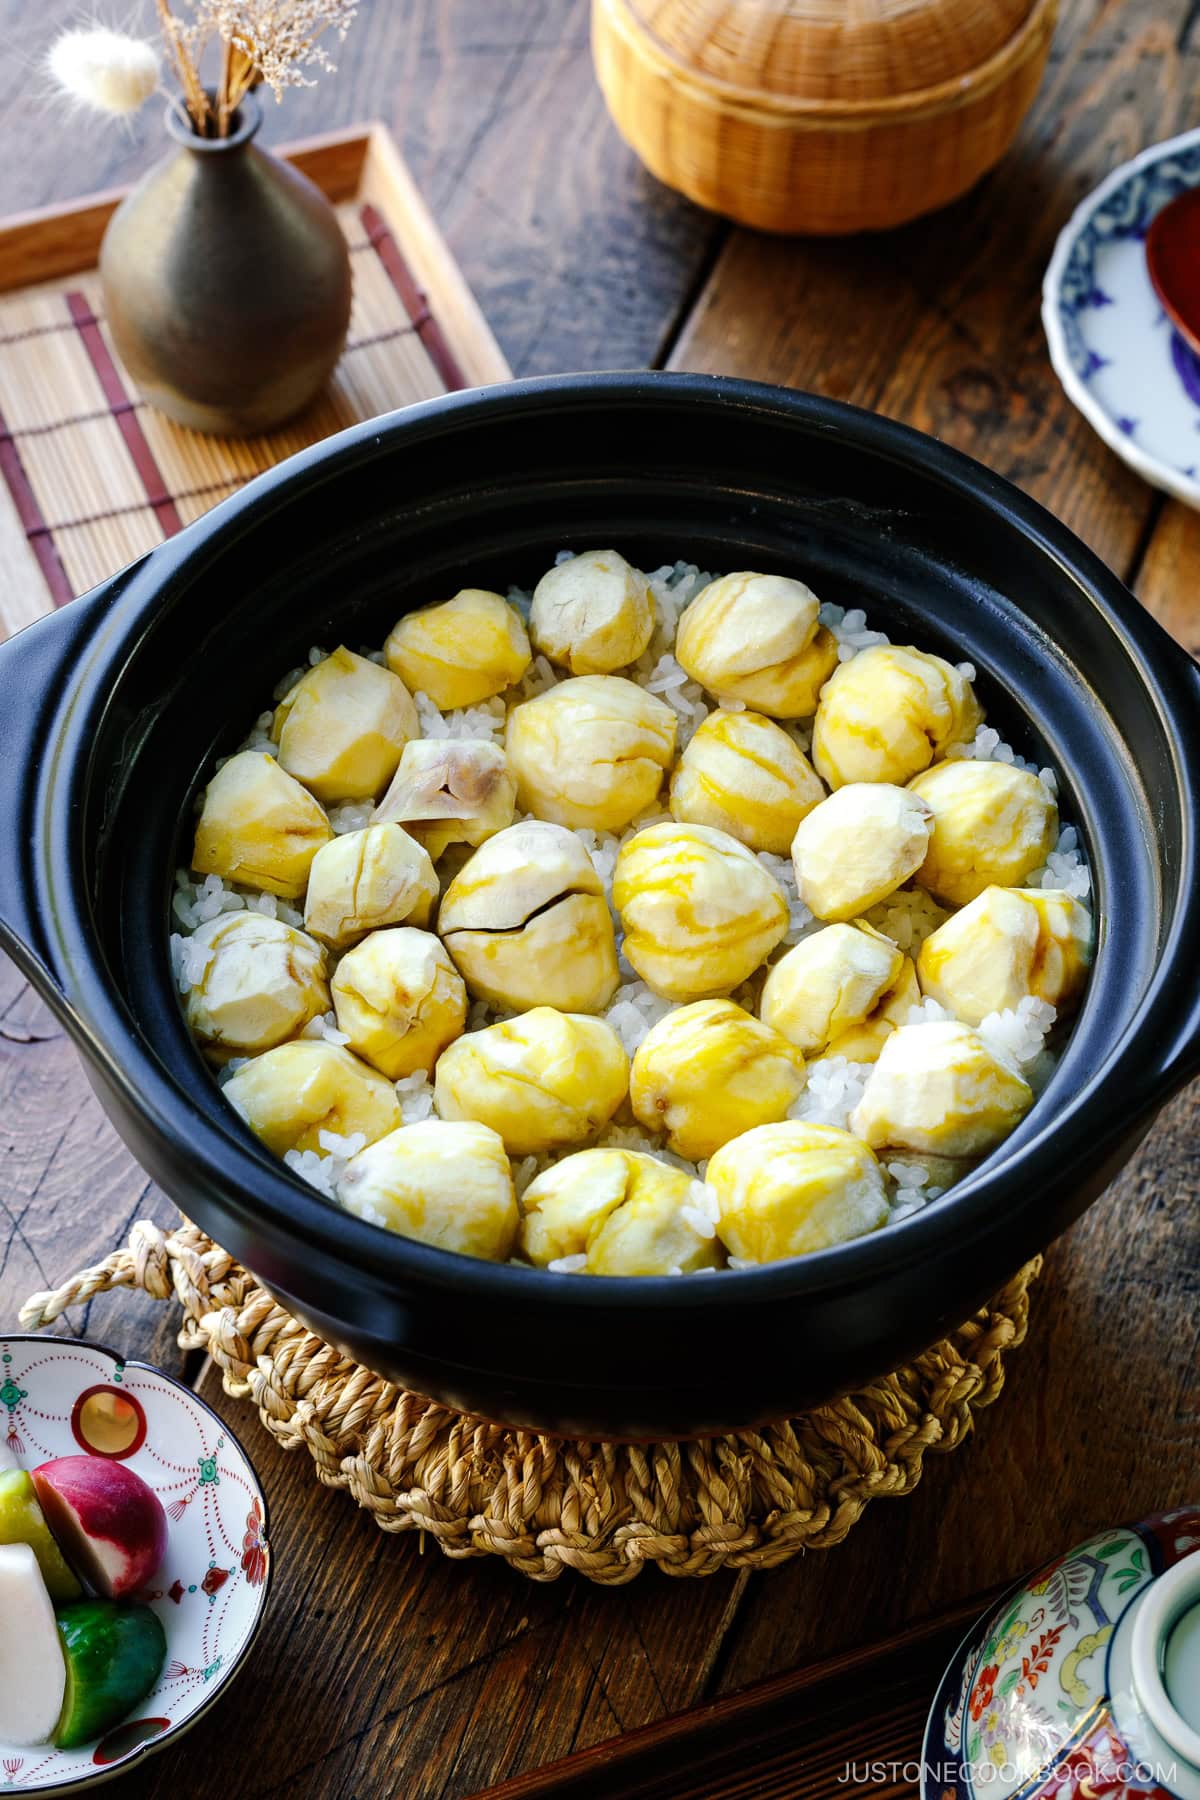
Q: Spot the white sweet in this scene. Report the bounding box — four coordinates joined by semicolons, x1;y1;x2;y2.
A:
0;1543;67;1745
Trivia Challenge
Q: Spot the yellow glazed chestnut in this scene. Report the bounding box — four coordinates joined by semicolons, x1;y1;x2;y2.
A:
505;675;677;831
827;955;921;1062
438;820;619;1013
708;1122;888;1264
384;589;531;710
182;912;329;1061
674;572;838;717
908;760;1058;907
613;821;788;1001
791;783;933;921
520;1149;723;1275
304;824;437;949
917;886;1092;1026
433;1007;629;1156
529;549;655;675
224;1040;402;1157
192;750;332;899
331;927;467;1080
629;1000;806;1160
338;1120;517;1260
372;737;515;861
759;924;903;1057
668;709;826;853
849;1020;1033;1157
272;646;418;803
811;645;983;790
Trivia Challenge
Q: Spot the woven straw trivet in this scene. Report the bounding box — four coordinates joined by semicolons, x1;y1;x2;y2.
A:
21;1222;1042;1584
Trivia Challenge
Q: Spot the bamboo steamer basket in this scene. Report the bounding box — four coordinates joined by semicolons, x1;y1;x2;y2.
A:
591;0;1058;234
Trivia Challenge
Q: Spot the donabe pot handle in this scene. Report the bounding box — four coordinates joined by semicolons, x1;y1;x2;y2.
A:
0;564;144;1030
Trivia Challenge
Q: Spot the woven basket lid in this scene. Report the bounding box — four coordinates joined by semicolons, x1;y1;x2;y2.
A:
630;0;1040;103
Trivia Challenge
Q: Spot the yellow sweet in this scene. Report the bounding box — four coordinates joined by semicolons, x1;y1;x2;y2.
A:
339;1120;517;1259
520;1149;723;1275
629;1000;806;1160
791;783;933;921
192;750;332;899
433;1007;629;1156
827;955;921;1062
668;709;826;853
438;820;619;1013
674;571;838;717
811;645;983;789
908;760;1058;907
384;589;531;710
917;885;1092;1026
708;1122;889;1264
529;549;655;674
848;1020;1033;1157
505;675;677;831
224;1040;402;1157
331;927;467;1080
759;924;902;1056
612;821;788;1001
303;824;437;949
372;737;516;861
183;912;329;1061
272;646;418;803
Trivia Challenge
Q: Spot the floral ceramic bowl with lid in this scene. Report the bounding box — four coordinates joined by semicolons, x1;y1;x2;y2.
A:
924;1508;1200;1799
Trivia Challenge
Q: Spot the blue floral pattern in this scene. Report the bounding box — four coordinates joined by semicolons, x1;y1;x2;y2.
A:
1057;143;1200;382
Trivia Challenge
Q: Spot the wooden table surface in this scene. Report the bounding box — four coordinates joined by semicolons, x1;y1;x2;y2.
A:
1;2;1198;1796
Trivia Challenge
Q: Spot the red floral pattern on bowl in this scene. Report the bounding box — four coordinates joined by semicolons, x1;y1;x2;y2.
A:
0;1335;270;1792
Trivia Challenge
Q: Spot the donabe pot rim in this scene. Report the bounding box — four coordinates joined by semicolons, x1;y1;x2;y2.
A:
32;372;1200;1312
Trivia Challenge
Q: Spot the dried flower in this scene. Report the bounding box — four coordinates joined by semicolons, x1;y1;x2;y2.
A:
182;0;358;104
47;27;160;116
48;0;358;138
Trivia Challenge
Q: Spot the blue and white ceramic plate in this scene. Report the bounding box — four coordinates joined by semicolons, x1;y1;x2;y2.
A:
1043;127;1200;507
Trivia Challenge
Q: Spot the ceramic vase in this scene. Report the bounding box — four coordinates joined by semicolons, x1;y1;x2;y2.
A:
100;96;352;435
925;1508;1200;1799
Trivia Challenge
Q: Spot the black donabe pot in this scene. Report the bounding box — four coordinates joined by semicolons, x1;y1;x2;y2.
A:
1;375;1197;1439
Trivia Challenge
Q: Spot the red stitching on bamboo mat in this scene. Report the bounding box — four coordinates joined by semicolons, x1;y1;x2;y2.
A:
28;473;251;536
0;322;418;448
0;399;73;606
360;203;467;392
65;291;183;537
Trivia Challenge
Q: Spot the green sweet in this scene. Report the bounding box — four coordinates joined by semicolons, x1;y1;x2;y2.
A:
53;1600;167;1749
0;1471;81;1602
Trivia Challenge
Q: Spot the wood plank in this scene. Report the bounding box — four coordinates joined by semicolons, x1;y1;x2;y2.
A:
668;0;1199;575
663;0;1200;1707
709;1084;1199;1694
0;960;185;1373
471;1594;1001;1799
1;1;1197;1797
0;0;722;378
1136;497;1200;649
85;1360;748;1800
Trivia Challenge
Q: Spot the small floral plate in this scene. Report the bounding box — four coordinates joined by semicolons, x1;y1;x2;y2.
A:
1043;126;1200;507
922;1507;1200;1799
0;1335;270;1793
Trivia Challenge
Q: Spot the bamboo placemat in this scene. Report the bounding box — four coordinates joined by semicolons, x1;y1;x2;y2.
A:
0;123;509;639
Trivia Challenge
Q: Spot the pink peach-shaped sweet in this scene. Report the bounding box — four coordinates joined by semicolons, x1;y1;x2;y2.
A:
32;1457;167;1600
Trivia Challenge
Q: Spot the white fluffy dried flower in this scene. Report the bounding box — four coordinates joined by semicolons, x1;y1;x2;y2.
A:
48;28;160;116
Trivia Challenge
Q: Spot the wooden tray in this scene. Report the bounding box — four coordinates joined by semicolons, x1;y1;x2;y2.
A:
0;123;510;640
473;1589;1001;1799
